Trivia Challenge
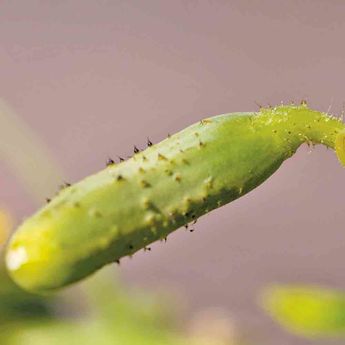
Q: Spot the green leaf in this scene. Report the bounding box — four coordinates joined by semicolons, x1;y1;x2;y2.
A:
261;285;345;338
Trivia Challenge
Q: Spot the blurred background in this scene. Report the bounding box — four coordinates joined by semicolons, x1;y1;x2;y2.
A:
1;1;345;344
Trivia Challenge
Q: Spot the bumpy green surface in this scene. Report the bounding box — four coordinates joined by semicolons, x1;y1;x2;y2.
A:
5;104;345;292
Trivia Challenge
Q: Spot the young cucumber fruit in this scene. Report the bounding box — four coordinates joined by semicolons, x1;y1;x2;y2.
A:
6;104;345;292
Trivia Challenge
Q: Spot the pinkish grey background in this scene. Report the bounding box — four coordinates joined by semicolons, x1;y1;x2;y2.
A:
1;1;345;344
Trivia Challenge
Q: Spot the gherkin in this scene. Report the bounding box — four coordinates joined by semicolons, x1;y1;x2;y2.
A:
6;104;345;292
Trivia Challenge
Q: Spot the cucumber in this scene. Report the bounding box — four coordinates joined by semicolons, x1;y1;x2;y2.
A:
6;104;345;292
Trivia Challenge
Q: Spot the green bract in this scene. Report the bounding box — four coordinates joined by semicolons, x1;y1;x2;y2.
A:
5;104;345;292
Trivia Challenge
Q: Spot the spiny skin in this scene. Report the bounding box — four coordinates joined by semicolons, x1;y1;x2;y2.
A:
6;104;345;292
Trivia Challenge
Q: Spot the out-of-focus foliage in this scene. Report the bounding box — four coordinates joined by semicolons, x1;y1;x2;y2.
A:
0;260;240;345
262;285;345;338
0;263;54;323
0;263;181;345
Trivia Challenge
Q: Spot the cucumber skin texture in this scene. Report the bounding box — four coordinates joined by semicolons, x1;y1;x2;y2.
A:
6;104;345;292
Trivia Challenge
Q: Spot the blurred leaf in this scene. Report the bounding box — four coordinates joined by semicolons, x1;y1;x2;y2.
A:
0;262;187;345
0;262;54;323
261;284;345;338
83;267;178;327
0;263;242;344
